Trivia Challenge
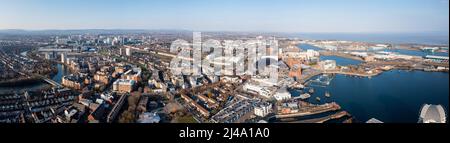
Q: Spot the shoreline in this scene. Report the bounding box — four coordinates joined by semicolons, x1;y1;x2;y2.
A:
305;68;448;83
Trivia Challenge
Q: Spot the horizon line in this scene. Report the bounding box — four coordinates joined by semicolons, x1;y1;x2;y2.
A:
1;28;449;35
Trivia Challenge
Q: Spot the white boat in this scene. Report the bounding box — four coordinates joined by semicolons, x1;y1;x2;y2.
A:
299;93;311;100
291;83;305;89
325;92;331;98
316;97;321;101
309;88;315;93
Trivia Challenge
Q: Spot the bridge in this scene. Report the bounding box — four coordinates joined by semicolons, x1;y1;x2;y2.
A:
107;93;128;123
42;78;63;87
33;74;63;87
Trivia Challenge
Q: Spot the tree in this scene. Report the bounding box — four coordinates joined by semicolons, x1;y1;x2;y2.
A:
118;110;136;123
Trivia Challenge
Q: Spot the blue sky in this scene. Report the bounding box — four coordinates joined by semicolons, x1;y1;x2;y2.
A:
0;0;448;33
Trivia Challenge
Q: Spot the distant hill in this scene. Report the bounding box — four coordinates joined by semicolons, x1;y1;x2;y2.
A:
0;29;193;35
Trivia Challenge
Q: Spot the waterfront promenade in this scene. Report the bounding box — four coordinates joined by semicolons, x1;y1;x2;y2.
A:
322;70;380;77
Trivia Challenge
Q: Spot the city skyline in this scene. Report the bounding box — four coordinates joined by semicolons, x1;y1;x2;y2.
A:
0;0;449;33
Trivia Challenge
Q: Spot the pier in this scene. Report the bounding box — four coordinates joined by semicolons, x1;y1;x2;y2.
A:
292;111;350;123
322;70;380;77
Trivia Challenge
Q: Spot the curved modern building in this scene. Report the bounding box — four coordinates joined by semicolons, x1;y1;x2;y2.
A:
418;104;447;123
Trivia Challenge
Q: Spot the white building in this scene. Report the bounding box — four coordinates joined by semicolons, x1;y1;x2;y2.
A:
61;53;66;63
221;76;241;83
374;52;418;61
44;52;56;60
306;49;320;58
273;87;291;101
319;60;337;70
421;47;440;52
349;52;368;58
119;48;124;55
284;50;320;61
123;67;142;81
370;44;389;51
323;45;338;51
243;83;272;98
126;48;132;56
251;77;278;87
254;103;273;117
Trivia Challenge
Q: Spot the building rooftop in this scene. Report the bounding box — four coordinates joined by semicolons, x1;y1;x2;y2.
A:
425;55;449;60
63;74;83;82
138;112;161;123
366;118;384;123
419;104;446;123
113;79;136;85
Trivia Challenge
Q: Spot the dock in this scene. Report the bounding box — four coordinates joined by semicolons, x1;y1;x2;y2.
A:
291;111;350;123
275;102;341;118
322;70;380;77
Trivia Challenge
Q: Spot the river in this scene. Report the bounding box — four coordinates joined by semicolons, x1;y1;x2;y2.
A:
0;63;69;94
52;63;71;84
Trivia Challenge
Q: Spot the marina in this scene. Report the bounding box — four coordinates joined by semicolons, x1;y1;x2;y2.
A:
292;44;449;123
306;74;334;87
291;70;449;123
